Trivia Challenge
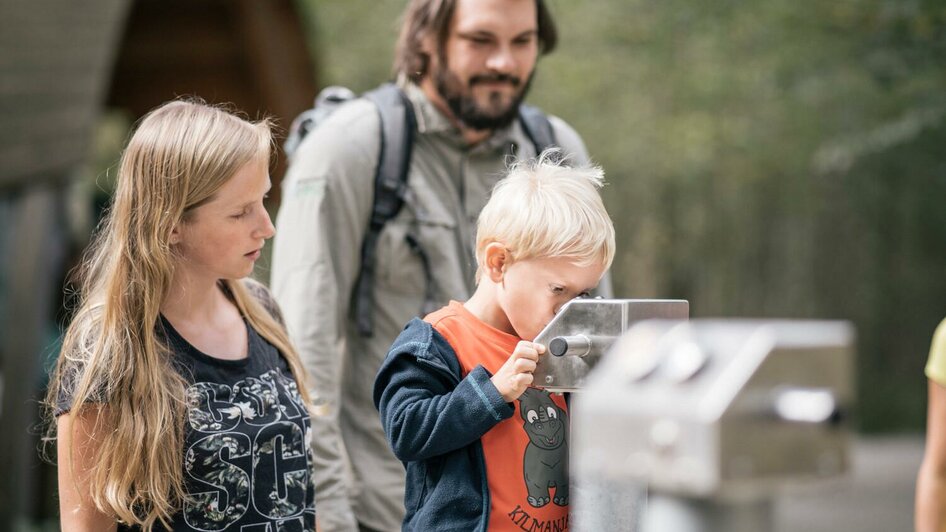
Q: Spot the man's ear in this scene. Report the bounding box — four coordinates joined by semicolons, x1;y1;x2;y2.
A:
419;30;436;56
483;242;508;283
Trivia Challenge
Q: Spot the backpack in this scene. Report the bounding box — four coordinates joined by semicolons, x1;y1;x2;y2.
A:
284;83;559;336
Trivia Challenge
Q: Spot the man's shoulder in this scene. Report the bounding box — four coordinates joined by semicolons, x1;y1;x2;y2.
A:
546;114;582;142
290;97;382;164
320;96;379;132
546;114;589;164
514;105;589;164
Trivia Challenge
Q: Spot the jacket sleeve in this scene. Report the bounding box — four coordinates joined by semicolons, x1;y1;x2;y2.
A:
270;100;380;532
375;326;514;462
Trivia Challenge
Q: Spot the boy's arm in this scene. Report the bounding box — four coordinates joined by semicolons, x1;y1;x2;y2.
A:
376;346;514;462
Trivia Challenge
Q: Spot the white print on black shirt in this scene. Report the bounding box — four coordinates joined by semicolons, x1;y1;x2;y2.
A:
183;369;312;531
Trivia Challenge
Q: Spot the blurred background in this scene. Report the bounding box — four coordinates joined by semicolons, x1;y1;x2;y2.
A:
1;0;943;529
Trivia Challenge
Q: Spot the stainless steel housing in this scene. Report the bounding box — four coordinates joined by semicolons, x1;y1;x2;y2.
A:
533;299;690;392
572;319;855;501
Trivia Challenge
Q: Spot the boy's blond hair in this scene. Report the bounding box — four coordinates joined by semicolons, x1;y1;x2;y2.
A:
475;149;616;282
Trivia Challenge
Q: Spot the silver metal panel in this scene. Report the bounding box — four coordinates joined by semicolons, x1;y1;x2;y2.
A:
572;320;854;500
533;299;689;392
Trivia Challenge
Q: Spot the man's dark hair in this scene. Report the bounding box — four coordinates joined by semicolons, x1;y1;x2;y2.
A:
393;0;558;83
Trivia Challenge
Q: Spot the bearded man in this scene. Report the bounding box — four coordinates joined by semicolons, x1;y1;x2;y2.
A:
272;1;606;530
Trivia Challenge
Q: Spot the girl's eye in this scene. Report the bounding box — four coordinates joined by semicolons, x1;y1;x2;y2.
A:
550;285;565;294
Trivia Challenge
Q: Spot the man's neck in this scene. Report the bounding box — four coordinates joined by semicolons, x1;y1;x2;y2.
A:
418;78;494;146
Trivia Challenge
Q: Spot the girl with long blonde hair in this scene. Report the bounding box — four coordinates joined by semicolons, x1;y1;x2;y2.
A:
46;99;316;531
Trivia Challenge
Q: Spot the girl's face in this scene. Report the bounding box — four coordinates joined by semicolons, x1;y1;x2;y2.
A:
172;157;275;281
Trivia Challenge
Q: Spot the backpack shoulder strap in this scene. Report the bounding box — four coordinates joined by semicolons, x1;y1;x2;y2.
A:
352;83;417;336
518;104;558;156
283;86;357;160
364;83;416;214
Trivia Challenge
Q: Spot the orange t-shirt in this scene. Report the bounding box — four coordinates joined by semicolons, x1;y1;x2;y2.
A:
425;301;570;531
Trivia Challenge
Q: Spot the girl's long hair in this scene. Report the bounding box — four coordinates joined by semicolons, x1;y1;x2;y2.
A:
43;99;312;529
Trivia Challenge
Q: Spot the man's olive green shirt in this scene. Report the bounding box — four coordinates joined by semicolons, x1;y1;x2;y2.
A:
271;83;594;532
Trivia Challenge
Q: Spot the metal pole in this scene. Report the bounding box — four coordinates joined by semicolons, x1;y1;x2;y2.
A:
571;478;647;532
641;493;774;532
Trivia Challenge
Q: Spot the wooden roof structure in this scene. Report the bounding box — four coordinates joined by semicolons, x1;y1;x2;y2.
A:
108;0;318;187
1;0;317;189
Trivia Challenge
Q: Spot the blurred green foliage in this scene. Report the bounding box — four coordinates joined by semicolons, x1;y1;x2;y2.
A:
299;0;946;431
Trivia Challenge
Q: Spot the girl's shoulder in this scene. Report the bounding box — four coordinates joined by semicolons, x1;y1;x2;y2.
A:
240;278;284;326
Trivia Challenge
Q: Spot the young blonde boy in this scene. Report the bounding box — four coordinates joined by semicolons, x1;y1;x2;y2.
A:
373;151;616;532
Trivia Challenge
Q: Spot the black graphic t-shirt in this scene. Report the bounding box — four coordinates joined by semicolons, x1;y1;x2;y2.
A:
58;317;316;531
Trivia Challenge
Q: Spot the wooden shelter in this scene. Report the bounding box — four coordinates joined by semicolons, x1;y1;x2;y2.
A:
0;0;317;526
108;0;318;187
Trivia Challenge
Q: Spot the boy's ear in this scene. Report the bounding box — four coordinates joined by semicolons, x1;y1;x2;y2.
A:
483;242;508;283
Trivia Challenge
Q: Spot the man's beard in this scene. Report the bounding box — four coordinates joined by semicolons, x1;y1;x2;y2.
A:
435;66;535;131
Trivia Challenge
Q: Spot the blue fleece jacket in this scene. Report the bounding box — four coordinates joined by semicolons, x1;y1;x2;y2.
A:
373;317;515;531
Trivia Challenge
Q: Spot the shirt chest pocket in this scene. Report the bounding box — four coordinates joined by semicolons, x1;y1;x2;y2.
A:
374;209;458;297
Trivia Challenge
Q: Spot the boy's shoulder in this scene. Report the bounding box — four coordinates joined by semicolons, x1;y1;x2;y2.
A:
389;316;458;363
381;317;463;385
422;302;513;373
422;302;484;351
423;302;464;330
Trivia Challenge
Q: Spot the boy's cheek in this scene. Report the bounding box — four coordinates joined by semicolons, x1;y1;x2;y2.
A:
526;318;552;341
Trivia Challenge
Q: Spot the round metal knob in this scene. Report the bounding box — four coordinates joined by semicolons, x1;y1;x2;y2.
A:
549;335;592;357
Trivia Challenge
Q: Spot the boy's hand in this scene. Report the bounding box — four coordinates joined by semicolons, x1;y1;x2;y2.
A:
491;341;546;402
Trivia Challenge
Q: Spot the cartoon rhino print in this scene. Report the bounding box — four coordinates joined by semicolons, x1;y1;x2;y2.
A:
518;387;569;507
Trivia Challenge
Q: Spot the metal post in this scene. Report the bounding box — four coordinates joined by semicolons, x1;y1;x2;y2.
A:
571;478;647;532
641;494;773;532
572;320;854;532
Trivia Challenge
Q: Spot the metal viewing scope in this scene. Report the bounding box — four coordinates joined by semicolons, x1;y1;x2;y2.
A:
571;319;855;532
533;299;689;392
